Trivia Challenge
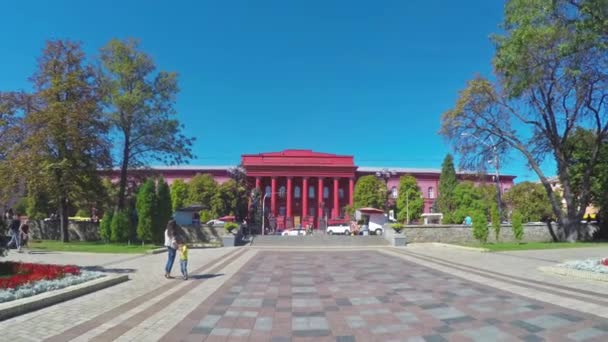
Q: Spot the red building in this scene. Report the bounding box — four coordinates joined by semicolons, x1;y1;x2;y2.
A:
125;149;516;229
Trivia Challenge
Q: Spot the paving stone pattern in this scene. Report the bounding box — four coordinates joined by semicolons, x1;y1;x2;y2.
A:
167;251;608;341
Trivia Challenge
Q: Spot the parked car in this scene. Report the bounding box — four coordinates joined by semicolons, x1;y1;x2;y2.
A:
326;224;351;235
281;228;306;236
206;219;225;227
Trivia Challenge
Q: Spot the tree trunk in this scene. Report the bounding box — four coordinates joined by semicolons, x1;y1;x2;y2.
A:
60;197;69;243
545;221;559;242
117;132;130;211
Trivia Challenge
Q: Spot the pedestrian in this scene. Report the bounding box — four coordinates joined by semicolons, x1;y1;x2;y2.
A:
6;213;21;250
463;215;472;225
164;220;178;278
18;220;30;253
177;237;188;280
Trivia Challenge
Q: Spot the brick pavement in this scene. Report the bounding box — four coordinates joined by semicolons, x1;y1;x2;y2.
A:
1;246;607;341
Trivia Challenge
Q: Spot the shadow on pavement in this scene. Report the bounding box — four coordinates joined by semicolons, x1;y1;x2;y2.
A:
189;273;224;280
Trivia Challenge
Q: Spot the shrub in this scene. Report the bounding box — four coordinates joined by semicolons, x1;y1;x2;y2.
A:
100;211;113;242
111;210;130;242
75;209;90;218
390;223;404;233
491;204;500;242
472;211;489;243
512;210;524;242
224;222;239;234
200;210;214;224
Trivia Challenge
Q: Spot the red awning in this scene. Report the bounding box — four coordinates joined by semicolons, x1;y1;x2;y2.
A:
357;207;385;214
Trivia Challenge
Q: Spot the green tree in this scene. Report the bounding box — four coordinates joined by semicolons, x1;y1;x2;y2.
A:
136;179;157;243
503;182;554;223
227;166;250;220
111;209;130;242
353;175;387;210
26;191;50;220
156;178;172;243
0;40;110;242
472;211;488;243
437;154;459;223
170;179;189;211
100;210;113;242
491;203;500;242
100;38;194;211
452;182;492;224
212;180;239;217
512;210;524;242
396;175;424;223
188;174;217;210
440;0;608;241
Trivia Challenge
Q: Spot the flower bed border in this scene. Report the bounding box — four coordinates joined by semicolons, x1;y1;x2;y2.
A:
0;274;128;321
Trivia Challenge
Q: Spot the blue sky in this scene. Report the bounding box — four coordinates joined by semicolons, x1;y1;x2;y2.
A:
1;0;551;181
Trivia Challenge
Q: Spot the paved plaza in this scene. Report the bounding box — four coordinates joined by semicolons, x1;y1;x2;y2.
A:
1;245;608;341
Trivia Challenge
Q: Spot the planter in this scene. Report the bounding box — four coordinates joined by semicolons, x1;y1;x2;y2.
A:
392;234;407;247
221;235;235;247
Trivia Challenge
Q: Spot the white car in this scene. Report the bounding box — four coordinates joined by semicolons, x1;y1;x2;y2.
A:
281;229;306;236
206;219;225;227
326;224;351;235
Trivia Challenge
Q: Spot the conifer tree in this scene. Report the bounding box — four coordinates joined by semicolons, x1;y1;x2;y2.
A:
437;154;458;223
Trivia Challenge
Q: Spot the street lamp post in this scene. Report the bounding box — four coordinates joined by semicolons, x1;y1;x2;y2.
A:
376;168;396;210
461;133;502;220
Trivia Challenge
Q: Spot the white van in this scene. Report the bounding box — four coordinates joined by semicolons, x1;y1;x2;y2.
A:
356;208;387;235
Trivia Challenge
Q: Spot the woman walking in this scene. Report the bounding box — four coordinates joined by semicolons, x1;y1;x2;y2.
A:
164;220;178;278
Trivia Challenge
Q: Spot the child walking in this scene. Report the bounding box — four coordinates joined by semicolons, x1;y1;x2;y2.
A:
178;239;188;280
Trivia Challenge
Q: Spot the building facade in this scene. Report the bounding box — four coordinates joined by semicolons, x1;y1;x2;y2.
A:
133;150;516;229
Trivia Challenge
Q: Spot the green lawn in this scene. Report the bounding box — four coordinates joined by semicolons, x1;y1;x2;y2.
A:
466;241;608;252
28;240;162;254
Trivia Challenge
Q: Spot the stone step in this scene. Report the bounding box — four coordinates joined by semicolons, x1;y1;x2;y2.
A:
250;234;389;247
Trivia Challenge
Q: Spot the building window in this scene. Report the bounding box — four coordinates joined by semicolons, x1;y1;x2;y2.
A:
428;187;434;199
265;186;271;197
294;186;301;199
391;186;398;199
309;207;316;217
323;186;329;199
279;206;286;216
309;186;315;199
338;188;344;199
279;186;286;198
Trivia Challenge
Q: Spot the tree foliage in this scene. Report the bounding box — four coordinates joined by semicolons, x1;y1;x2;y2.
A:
156;178;172;243
170;179;189;212
491;203;501;242
188;174;217;209
136;179;156;243
100;210;113;242
437;154;459;223
472;211;489;243
111;209;130;242
511;210;524;241
0;40;110;242
212;180;240;218
503;182;554;222
396;175;424;223
452;182;495;224
100;38;194;211
440;0;608;241
353;175;387;210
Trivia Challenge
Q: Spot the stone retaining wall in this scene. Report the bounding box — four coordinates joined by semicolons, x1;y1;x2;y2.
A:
29;220;100;241
401;223;554;243
176;225;223;244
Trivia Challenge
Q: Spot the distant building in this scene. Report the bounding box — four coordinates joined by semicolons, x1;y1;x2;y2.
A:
107;149;516;229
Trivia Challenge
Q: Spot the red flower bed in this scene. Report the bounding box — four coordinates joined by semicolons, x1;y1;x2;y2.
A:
0;262;80;290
